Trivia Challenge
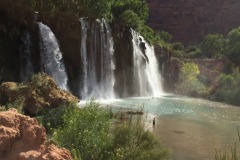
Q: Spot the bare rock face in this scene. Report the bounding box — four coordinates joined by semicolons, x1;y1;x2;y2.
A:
0;109;72;160
0;73;79;115
147;0;240;44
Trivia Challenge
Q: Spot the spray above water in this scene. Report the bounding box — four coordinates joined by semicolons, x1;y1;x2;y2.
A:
38;22;68;90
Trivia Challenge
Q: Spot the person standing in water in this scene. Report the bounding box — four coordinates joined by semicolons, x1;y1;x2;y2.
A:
153;118;156;126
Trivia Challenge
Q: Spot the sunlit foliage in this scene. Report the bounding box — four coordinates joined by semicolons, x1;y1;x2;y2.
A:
177;62;205;94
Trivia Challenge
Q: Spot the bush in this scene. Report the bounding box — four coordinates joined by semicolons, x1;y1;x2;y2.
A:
172;42;184;51
111;119;171;160
53;101;171;160
3;97;25;113
38;102;77;133
212;68;240;105
53;101;113;160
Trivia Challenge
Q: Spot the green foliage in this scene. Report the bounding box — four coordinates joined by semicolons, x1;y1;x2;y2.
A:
30;73;53;94
172;42;184;51
226;26;240;62
201;34;225;58
171;42;185;58
53;101;113;160
112;0;148;22
211;68;240;105
156;31;172;43
185;45;201;58
111;119;171;160
38;102;77;133
119;10;143;29
53;101;171;160
178;62;206;94
2;97;25;113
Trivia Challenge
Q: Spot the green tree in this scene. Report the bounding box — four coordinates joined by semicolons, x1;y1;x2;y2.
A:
226;26;240;62
178;62;205;94
201;34;225;58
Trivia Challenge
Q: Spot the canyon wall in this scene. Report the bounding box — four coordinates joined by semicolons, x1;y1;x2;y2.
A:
147;0;240;44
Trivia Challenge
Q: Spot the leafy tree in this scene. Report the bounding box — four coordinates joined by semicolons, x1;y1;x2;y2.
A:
172;42;184;51
201;34;225;58
156;31;172;42
178;62;205;94
119;9;143;29
226;26;240;62
211;68;240;105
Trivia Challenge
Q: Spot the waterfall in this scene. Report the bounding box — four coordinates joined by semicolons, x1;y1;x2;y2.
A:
131;29;163;96
79;18;89;98
79;18;115;99
38;22;68;90
19;31;34;82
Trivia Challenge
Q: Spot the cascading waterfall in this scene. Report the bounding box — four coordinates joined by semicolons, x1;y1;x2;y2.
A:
79;18;115;99
19;31;34;82
38;22;68;90
131;29;163;96
79;18;89;98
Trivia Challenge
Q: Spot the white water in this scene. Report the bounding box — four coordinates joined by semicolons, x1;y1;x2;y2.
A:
38;22;68;90
19;31;34;82
79;18;89;98
79;18;115;100
131;30;163;96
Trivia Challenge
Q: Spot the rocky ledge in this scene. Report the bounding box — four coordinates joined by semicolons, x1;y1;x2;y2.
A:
0;108;72;160
0;73;79;115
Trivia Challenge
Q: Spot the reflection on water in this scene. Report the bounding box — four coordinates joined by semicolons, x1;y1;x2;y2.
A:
98;94;240;160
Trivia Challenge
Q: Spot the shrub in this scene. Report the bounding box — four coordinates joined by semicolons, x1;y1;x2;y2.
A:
38;102;77;133
53;101;113;160
111;118;171;160
3;97;25;113
53;101;171;160
172;42;184;51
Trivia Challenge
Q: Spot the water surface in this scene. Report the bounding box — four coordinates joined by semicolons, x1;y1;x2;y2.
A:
99;94;240;160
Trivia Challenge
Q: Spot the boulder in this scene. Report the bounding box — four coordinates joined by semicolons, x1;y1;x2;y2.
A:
0;109;72;160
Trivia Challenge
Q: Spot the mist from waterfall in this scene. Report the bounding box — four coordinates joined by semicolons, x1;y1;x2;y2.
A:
79;18;115;100
19;31;34;82
38;22;68;90
131;29;163;97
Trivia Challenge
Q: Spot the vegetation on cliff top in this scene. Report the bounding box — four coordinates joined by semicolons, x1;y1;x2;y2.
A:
0;73;78;114
168;25;240;106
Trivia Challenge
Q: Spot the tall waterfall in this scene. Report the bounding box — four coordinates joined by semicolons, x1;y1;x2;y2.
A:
80;18;115;99
38;22;68;90
131;29;163;96
19;31;34;82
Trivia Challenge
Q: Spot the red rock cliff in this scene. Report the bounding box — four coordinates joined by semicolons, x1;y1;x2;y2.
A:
0;109;72;160
147;0;240;44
